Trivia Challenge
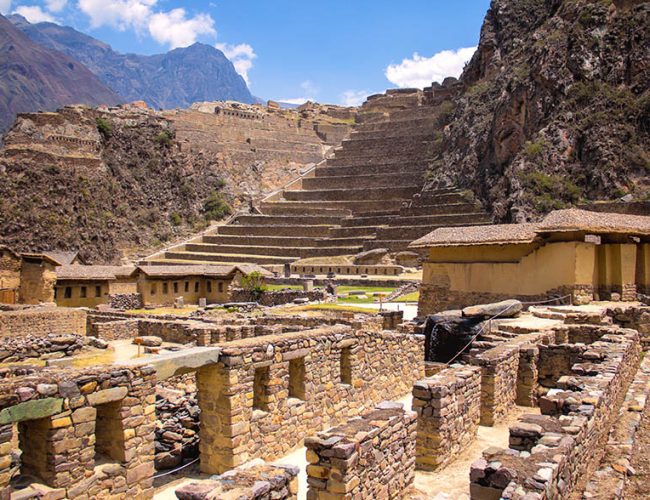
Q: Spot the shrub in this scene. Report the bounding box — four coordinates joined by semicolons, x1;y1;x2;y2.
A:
96;117;112;138
154;130;174;146
203;191;232;221
240;271;267;299
524;139;548;159
169;212;182;226
522;171;582;212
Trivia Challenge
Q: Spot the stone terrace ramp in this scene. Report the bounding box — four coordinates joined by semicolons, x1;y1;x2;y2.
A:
153;87;492;267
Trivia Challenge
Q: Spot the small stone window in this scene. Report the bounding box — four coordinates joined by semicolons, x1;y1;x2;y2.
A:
150;283;157;295
173;282;179;294
253;366;271;412
194;281;199;293
95;402;125;463
340;347;353;385
218;282;224;293
184;281;189;293
207;281;212;293
64;286;72;299
80;286;87;298
162;282;169;295
288;357;306;401
95;286;101;297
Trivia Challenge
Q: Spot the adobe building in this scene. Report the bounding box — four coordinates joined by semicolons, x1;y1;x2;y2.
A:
136;264;270;307
55;265;138;307
411;209;650;315
0;246;59;305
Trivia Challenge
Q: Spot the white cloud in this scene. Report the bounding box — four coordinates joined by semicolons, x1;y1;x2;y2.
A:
77;0;156;30
45;0;67;12
148;8;215;49
0;0;11;15
340;90;370;107
300;80;319;96
385;46;476;88
216;42;256;85
14;5;56;23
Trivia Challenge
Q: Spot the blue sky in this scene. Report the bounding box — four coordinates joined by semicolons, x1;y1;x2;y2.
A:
2;0;491;105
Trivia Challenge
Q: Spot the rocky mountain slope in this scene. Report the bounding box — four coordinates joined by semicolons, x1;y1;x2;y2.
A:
434;0;649;221
0;102;352;263
0;14;121;134
11;16;254;110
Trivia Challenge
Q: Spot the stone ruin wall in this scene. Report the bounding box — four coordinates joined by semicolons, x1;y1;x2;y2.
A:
412;365;481;471
0;308;86;338
305;402;417;498
470;326;642;499
0;364;156;499
197;325;424;473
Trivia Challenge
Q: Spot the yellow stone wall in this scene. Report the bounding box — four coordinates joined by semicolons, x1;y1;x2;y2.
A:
55;281;110;308
19;261;56;305
138;276;232;306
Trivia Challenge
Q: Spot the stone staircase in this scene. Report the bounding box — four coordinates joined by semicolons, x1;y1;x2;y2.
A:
150;90;493;268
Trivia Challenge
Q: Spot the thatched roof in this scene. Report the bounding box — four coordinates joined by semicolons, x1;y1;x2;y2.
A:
409;223;539;249
537;208;650;236
56;265;137;281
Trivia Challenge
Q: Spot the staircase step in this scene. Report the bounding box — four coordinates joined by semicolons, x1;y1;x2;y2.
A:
376;221;493;241
283;186;420;202
302;172;424;190
314;161;427;178
389;213;493;227
165;251;295;265
259;205;351;217
328;226;382;238
400;203;484;216
233;214;343;226
326;153;433;167
184;243;362;258
260;199;407;214
218;224;336;237
203;235;371;248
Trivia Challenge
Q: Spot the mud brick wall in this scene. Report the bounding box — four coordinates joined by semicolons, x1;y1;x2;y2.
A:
176;460;299;500
0;307;86;338
305;402;416;499
196;326;424;474
412;365;481;471
470;328;641;500
0;364;156;499
470;343;520;426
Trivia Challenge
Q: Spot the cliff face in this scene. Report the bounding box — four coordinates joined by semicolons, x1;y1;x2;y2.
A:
438;0;649;221
0;15;121;134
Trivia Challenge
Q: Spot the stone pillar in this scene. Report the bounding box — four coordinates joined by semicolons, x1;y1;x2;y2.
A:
412;366;481;471
636;243;650;295
598;243;637;300
516;344;540;406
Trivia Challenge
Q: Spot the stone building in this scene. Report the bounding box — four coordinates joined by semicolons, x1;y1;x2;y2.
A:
136;264;269;307
0;246;59;305
55;265;138;308
412;209;650;314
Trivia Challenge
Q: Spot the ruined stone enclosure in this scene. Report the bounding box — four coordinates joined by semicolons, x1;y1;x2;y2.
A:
1;300;649;499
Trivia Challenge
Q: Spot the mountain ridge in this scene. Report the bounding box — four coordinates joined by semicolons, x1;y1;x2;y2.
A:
11;16;255;110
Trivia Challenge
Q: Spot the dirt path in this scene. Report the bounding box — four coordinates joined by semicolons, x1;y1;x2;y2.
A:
623;393;650;498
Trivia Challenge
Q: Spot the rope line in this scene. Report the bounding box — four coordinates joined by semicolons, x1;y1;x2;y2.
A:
152;458;200;479
443;293;573;367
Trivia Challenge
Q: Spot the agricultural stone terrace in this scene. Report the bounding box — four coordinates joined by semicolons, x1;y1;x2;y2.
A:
152;84;492;269
1;292;650;498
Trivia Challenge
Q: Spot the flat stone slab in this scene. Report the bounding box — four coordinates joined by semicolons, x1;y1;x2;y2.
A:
463;299;523;319
121;346;221;380
0;397;64;424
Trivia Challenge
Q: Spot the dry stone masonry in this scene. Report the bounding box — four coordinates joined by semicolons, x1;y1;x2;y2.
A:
305;402;417;499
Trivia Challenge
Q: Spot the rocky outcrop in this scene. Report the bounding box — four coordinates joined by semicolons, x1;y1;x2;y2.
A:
435;0;650;221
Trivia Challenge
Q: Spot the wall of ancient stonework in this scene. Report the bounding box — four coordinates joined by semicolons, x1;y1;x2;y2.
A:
0;364;156;499
176;460;299;500
0;333;102;363
470;327;641;499
229;288;328;306
470;343;520;426
412;365;481;471
91;319;140;341
608;305;650;349
305;402;416;499
0;308;86;338
196;326;424;473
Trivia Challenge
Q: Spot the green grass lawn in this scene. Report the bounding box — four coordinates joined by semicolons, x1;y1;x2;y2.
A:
300;304;377;314
393;291;420;303
336;285;395;304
